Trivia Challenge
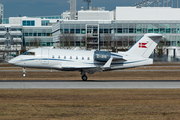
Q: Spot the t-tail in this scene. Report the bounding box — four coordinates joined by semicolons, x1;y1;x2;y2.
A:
127;33;163;58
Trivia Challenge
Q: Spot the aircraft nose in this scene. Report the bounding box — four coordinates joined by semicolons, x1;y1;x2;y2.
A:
8;59;15;65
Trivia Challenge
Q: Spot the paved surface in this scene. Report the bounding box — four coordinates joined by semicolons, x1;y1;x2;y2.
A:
0;80;180;89
1;70;180;72
1;66;180;72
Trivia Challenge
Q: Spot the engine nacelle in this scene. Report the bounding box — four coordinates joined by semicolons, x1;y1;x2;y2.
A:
94;51;111;62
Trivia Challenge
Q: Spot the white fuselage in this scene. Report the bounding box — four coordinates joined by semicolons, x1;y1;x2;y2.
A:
8;33;162;80
9;48;153;71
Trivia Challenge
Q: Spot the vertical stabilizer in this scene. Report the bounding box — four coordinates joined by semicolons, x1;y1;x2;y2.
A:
127;33;163;58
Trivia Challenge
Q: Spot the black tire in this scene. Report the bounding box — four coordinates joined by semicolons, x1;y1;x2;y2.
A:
82;75;87;81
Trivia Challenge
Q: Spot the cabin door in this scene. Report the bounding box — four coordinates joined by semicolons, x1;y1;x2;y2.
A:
41;48;49;65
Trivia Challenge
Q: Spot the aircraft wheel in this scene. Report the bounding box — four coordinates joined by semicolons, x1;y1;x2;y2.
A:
22;73;26;77
82;75;87;81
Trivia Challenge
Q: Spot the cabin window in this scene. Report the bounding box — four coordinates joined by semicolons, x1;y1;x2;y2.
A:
76;56;78;60
64;56;66;59
70;56;72;59
58;56;60;59
82;57;84;60
87;57;90;60
52;55;54;58
22;52;35;55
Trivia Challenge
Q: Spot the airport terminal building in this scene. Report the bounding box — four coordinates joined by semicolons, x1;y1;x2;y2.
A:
0;1;180;61
53;7;180;61
0;15;62;52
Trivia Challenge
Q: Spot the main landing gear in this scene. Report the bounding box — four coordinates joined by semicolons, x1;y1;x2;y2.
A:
22;67;26;77
81;71;88;81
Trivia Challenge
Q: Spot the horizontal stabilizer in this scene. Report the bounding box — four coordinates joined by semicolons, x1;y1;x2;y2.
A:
112;57;127;61
111;53;127;61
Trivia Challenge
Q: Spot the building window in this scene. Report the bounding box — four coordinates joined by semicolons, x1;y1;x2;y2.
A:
136;28;141;33
22;20;35;26
166;28;171;33
81;29;86;34
76;29;80;34
0;28;5;31
99;29;103;33
47;42;50;46
41;20;50;26
104;29;109;33
64;29;69;34
117;28;122;33
129;28;135;33
24;33;28;36
3;18;9;24
38;33;41;36
29;33;33;36
23;29;52;37
154;28;159;33
23;21;26;26
76;41;80;46
27;21;30;26
31;21;35;26
148;29;153;33
70;29;74;34
47;33;51;36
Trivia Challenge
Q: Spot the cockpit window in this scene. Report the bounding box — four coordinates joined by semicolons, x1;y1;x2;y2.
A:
22;52;35;55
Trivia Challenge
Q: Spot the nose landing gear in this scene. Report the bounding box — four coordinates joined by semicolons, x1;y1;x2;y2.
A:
22;67;26;77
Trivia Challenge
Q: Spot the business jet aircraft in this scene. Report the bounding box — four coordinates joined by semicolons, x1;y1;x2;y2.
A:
8;33;163;81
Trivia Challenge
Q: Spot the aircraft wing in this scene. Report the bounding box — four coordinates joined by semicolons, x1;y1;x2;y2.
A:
84;56;126;74
60;53;127;74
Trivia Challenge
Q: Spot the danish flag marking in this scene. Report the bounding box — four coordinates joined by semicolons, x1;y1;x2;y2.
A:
139;43;147;48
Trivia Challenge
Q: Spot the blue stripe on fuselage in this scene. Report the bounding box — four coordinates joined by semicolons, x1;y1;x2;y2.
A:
88;59;148;65
20;58;148;66
20;58;73;62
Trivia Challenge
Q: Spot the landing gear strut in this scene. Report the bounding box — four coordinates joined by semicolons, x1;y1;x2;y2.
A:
81;71;87;81
22;67;26;77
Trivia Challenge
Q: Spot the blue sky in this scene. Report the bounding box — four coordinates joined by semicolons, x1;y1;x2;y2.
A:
1;0;178;18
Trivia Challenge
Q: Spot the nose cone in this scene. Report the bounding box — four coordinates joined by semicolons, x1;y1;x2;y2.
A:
8;59;15;65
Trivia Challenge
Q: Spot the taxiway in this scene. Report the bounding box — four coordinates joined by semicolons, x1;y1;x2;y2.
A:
0;80;180;89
